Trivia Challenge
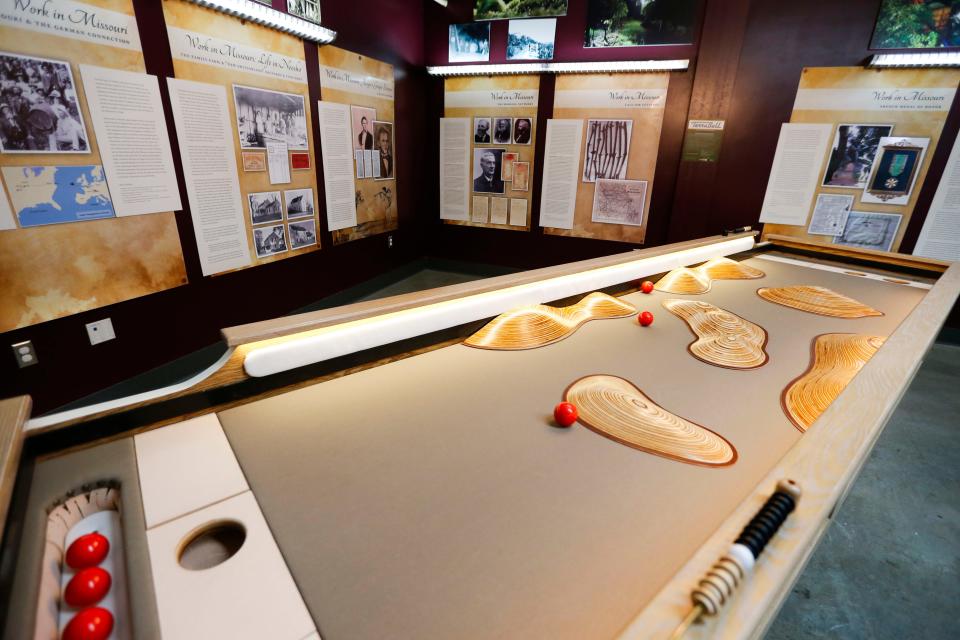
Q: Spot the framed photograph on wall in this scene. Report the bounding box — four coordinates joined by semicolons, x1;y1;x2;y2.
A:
473;148;506;194
584;0;698;48
870;0;960;49
507;19;556;60
351;105;377;151
288;218;317;249
821;124;894;189
474;116;492;144
493;117;513;144
475;0;568;21
287;0;321;24
373;121;395;180
582;119;632;182
513;117;533;145
233;85;308;150
861;137;929;206
253;224;288;258
449;23;490;62
248;190;283;225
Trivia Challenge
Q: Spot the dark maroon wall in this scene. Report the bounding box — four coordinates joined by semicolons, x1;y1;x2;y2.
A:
3;0;429;414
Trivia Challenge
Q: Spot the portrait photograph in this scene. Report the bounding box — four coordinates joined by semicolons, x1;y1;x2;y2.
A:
475;0;568;20
821;124;894;189
507;18;557;60
248;190;283;226
493;117;513;144
449;23;490;62
862;137;929;206
374;121;395;180
0;51;89;153
233;84;308;150
253;224;287;258
583;119;632;182
585;0;698;48
473;148;506;194
512;161;530;192
513;117;533;145
351;105;377;151
287;0;321;24
288;218;317;249
284;188;315;219
474;116;492;144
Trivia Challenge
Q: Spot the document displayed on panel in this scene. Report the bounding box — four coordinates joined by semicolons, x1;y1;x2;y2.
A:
167;78;251;276
317;101;359;231
439;117;471;221
915;132;960;261
539;119;583;230
759;123;832;226
80;65;183;216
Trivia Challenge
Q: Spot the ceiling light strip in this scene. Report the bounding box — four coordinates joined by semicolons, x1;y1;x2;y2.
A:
869;52;960;68
188;0;337;44
427;59;690;77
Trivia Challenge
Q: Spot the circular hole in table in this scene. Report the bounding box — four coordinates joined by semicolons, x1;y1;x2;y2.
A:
177;520;246;571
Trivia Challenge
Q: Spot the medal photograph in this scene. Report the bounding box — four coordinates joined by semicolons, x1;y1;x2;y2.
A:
2;2;960;640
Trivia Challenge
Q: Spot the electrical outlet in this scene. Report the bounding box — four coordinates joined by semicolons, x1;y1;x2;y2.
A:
387;234;394;248
12;341;38;368
86;318;116;346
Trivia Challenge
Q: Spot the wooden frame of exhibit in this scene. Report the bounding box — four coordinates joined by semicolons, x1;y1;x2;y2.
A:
443;75;539;231
317;45;399;244
1;233;957;639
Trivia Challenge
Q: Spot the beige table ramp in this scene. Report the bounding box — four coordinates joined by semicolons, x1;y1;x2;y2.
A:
758;285;883;318
663;299;769;369
655;257;765;294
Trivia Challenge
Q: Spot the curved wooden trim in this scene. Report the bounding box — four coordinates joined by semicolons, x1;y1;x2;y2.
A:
0;395;31;541
763;233;949;273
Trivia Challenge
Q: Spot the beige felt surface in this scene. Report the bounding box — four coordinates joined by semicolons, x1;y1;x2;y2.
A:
218;257;925;640
135;413;248;529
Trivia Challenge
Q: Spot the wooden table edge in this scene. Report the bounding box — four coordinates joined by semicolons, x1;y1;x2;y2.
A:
0;395;32;542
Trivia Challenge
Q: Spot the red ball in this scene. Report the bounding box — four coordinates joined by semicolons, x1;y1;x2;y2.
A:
638;311;654;326
64;567;111;608
553;402;578;427
640;280;654;294
62;607;114;640
66;533;109;569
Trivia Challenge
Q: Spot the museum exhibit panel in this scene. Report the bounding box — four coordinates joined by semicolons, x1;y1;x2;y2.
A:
2;1;959;639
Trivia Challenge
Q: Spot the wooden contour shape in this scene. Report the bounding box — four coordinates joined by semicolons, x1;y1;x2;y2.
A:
663;300;768;369
564;375;737;466
783;333;886;432
757;285;883;318
654;257;765;294
464;292;636;350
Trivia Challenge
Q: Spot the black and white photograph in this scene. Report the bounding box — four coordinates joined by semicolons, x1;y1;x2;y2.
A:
0;52;89;153
582;119;632;182
287;0;321;24
473;148;506;194
248;190;283;225
284;188;315;219
449;23;491;63
253;224;288;258
474;116;492;143
833;211;902;253
374;121;395;180
507;19;557;60
513;117;533;145
233;84;308;150
493;117;512;144
821;124;894;189
288;218;317;249
592;178;646;226
351;105;377;151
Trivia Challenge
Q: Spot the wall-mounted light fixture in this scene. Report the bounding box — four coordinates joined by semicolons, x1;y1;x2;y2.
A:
187;0;337;44
869;52;960;68
426;59;690;77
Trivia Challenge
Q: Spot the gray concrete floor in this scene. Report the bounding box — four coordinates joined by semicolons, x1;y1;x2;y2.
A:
766;342;960;639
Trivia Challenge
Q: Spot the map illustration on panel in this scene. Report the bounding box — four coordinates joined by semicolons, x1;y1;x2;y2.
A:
1;165;115;227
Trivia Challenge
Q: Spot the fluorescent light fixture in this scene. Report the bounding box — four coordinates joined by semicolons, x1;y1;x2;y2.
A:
242;235;754;377
187;0;337;44
427;59;689;76
869;52;960;68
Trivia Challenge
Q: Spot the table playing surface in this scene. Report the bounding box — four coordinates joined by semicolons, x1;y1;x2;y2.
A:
9;254;929;640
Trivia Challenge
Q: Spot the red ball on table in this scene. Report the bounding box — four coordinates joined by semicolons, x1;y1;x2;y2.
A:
64;567;112;608
640;280;654;294
62;607;114;640
65;532;109;569
638;311;654;326
553;402;578;427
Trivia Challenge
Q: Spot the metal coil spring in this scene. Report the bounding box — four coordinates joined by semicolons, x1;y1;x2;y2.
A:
735;491;796;558
691;554;747;615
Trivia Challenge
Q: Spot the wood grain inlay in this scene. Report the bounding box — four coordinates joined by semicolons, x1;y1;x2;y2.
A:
464;292;636;350
564;375;737;466
655;257;765;294
783;333;886;432
663;300;768;369
757;285;883;318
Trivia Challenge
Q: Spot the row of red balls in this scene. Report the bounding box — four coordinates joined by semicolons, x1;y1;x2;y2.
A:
62;532;114;640
554;280;656;427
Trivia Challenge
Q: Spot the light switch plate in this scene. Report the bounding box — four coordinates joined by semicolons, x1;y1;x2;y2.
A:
12;341;37;368
86;318;116;345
